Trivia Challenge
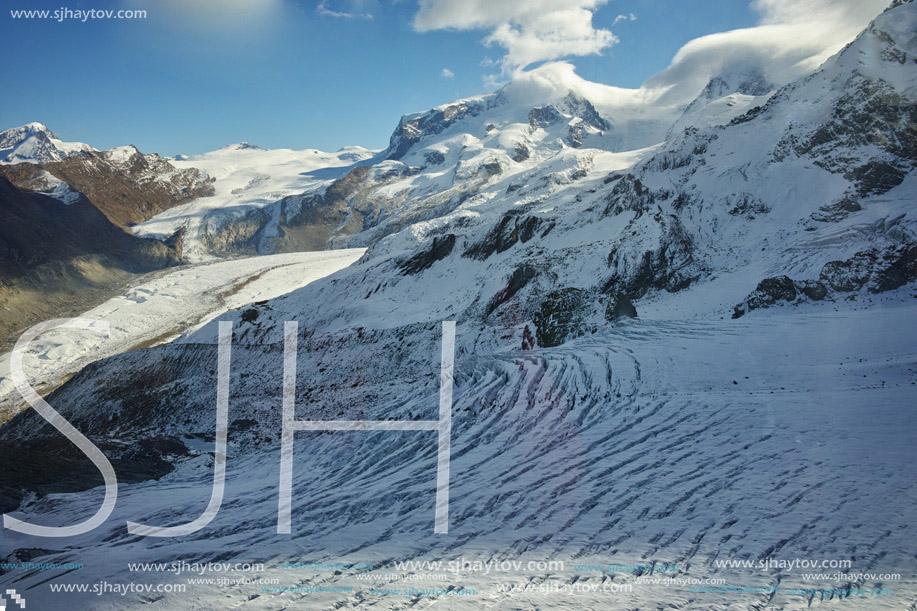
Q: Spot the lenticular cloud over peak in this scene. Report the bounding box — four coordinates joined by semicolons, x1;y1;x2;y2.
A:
415;0;891;101
413;0;618;73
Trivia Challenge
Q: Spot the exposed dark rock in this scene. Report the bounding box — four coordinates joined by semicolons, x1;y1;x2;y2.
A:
423;150;446;165
398;234;457;275
798;279;828;301
733;245;916;317
773;74;917;195
732;276;797;318
534;288;588;348
727;194;770;217
481;161;503;176
566;122;586;148
603;174;669;216
820;244;917;293
607;217;696;298
529;106;564;129
559;93;610;130
485;264;538;317
386;100;486;160
810;198;862;222
845;160;907;196
463;214;554;260
512;143;530;162
672;192;693;210
605;292;638;321
163;226;186;258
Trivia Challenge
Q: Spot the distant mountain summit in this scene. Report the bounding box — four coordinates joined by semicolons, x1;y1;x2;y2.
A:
0;122;95;164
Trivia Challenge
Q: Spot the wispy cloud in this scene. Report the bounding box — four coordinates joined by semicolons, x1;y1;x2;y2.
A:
612;13;635;26
441;68;455;79
316;0;374;20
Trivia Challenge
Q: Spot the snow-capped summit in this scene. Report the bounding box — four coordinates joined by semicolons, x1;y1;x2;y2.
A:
0;122;95;164
384;62;678;164
666;66;776;136
218;142;265;152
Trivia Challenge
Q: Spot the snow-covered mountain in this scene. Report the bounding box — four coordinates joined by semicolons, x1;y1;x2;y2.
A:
0;1;915;609
132;63;686;262
0;122;95;164
0;140;215;347
132;142;375;261
1;143;214;228
208;0;914;344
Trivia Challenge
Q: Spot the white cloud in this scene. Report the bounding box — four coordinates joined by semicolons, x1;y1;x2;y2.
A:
641;0;890;107
457;0;890;115
612;13;635;26
441;68;455;79
413;0;617;74
317;0;374;19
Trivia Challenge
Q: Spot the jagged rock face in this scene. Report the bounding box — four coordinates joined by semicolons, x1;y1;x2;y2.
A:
604;214;697;299
386;100;488;161
731;276;798;318
733;245;917;317
0;146;214;228
533;287;590;348
485;263;539;318
463;212;555;260
555;93;611;131
603;175;668;216
605;292;638;321
775;75;917;196
820;244;917;293
529;105;564;129
398;234;456;275
704;71;774;99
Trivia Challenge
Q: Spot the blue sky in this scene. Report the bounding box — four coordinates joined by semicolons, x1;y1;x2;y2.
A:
0;1;778;155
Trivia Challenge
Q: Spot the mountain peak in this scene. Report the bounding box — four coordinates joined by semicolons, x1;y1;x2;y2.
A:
219;142;265;152
0;122;94;165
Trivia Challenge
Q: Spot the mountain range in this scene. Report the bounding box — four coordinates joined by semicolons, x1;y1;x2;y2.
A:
0;1;915;608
